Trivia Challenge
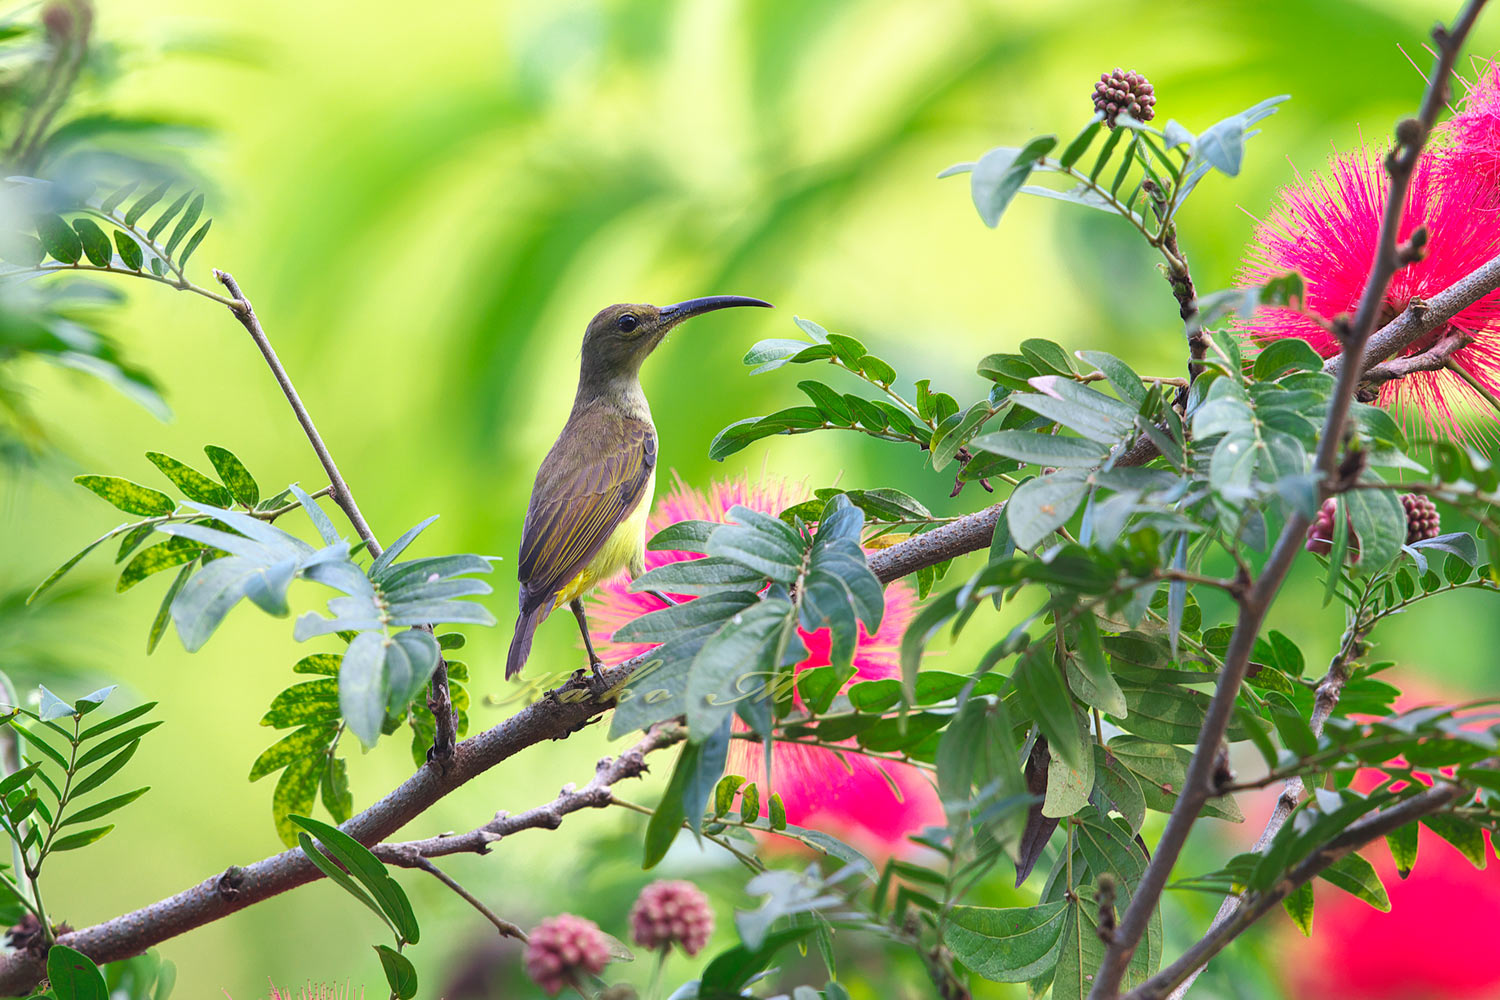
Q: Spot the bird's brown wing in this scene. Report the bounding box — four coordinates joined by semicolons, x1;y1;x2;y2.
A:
516;409;656;611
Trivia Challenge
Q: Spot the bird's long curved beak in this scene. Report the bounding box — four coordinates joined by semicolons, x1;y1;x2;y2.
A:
658;295;773;324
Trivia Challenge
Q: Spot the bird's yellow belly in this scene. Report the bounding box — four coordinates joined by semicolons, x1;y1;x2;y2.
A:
552;468;656;609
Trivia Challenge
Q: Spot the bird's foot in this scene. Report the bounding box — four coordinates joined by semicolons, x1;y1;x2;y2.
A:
648;588;681;608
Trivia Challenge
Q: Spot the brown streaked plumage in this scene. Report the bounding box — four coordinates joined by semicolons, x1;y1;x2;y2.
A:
506;295;773;680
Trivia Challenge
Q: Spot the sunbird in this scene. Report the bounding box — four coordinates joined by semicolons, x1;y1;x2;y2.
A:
506;295;773;680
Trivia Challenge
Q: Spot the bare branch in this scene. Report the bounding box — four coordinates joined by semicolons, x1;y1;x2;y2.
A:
377;725;684;861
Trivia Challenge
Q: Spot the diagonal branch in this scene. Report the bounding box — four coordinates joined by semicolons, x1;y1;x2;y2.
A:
1127;781;1469;1000
0;509;969;993
1087;4;1488;995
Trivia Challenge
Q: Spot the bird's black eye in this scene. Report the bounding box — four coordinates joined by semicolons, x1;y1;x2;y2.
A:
617;314;639;333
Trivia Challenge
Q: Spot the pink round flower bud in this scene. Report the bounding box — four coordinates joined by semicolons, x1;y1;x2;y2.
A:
524;913;611;996
1093;68;1156;127
630;879;714;956
1305;498;1360;562
1400;492;1440;544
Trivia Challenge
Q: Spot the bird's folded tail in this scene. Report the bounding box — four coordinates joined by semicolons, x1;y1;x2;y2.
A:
506;600;551;679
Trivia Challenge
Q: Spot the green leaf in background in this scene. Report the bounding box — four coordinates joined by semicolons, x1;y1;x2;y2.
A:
147;189;193;242
124;181;170;226
73;476;175;517
113;229;143;269
1344;487;1406;571
36;214;83;264
72;218;112;266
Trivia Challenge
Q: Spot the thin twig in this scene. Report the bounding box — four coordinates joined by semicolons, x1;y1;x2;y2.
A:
1087;5;1488;995
1361;330;1472;385
389;856;527;942
379;725;684;860
212;271;460;762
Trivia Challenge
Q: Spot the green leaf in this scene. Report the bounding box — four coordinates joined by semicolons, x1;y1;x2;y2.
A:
291;815;419;943
1345;488;1406;571
1077;351;1148;409
374;946;418;999
644;740;699;868
29;533;115;605
72;218;112;266
944;902;1068;982
1093;745;1147;833
273;756;321;847
684;600;790;739
113;230;143;269
164;193;204;256
204;446;260;506
147;562;194;653
100;180;140;215
969;136;1058;227
1387;821;1418;877
71;740;140;798
73;476;175;516
50;824;115;851
145;452;233;506
250;724;338;781
60;786;149;826
1422;815;1487;868
177;220;212;267
1015;650;1083;770
124;181;171;226
699;927;813;997
339;632;389;748
1067;615;1127;716
321;756;353;824
1283;880;1314;936
147;189;192;242
46;945;108;1000
36;214;82;264
1043;709;1095;819
296;831;393;934
1319;851;1390;910
1007;472;1089;549
631;556;767;596
117;538;201;592
970;430;1106;468
1253;339;1324;380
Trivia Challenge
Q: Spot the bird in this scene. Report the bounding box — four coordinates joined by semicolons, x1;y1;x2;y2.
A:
506;295;773;681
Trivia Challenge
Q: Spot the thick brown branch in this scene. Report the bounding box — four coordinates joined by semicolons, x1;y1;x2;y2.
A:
0;505;973;993
1087;5;1487;995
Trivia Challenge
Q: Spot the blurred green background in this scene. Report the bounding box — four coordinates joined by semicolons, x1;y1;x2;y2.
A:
7;0;1500;996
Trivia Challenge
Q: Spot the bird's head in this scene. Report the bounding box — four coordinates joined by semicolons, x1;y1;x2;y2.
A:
579;296;773;385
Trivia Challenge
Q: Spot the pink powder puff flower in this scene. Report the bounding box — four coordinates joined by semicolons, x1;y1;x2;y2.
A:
523;913;611;996
1238;145;1500;438
1435;59;1500;197
586;475;942;858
